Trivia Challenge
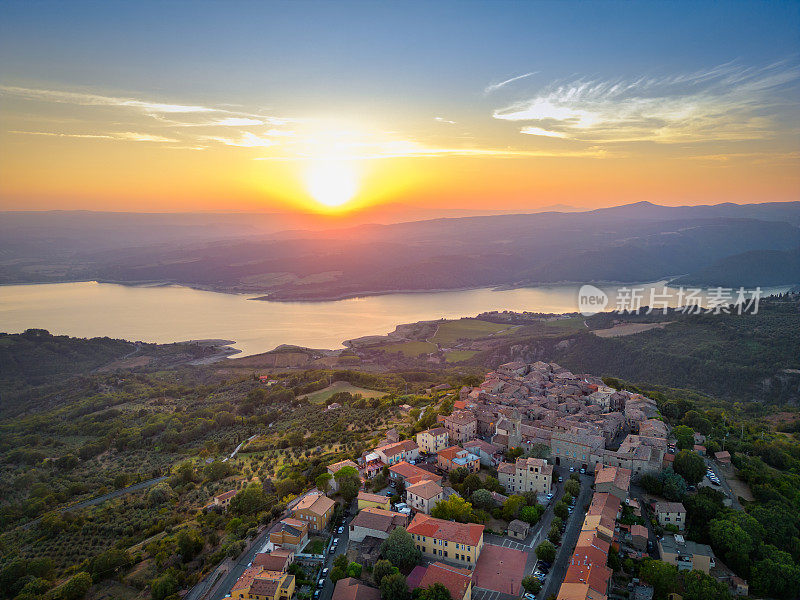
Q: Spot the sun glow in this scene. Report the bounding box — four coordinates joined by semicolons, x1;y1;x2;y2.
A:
304;160;359;208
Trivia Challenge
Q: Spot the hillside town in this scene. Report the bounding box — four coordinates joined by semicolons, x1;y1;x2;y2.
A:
207;362;747;600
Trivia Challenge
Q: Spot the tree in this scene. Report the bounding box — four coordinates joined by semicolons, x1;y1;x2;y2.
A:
506;447;524;460
148;482;176;507
673;450;705;485
548;524;561;544
177;528;204;561
639;559;678;598
334;554;350;571
347;562;363;579
380;573;409;600
470;489;494;510
564;478;580;497
536;541;556;563
662;471;688;501
449;467;469;485
316;473;333;494
335;466;362;504
330;566;347;583
750;545;800;599
204;460;233;481
381;528;421;570
373;559;397;585
431;496;473;523
522;576;542;594
502;495;525;521
519;504;544;525
525;443;550;459
462;474;483;497
553;500;569;520
682;570;733;600
673;425;695;450
415;583;452;600
54;572;92;600
231;483;269;515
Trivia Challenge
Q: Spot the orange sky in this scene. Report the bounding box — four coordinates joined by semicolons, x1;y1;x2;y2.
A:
1;3;798;214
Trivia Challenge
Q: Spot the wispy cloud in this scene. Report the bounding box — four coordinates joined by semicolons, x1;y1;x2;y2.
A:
492;61;800;143
484;72;537;94
0;85;217;114
10;130;178;142
434;117;456;124
204;132;277;147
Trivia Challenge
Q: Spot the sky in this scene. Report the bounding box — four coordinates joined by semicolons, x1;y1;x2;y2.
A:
0;1;799;214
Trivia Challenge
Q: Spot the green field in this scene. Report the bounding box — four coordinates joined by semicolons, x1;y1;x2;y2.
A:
379;340;437;357
299;380;388;404
444;350;479;363
431;319;513;345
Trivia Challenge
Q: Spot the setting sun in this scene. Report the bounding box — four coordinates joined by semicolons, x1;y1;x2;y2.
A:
304;160;359;208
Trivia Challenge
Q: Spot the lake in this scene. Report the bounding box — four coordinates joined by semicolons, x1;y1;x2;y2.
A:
0;281;785;356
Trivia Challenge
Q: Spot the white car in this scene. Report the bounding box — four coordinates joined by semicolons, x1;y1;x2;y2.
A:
569;467;575;472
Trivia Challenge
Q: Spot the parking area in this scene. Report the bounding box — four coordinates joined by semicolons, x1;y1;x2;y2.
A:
472;588;511;600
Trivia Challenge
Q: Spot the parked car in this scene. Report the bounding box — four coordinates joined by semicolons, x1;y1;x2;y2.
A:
314;591;321;600
318;579;325;588
558;476;564;483
569;466;575;472
338;526;344;534
580;467;586;474
322;568;329;577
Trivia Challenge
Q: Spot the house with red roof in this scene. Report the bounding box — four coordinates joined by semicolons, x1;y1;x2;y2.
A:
407;513;484;566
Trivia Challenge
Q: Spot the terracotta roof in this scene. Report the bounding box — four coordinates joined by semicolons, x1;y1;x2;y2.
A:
563;562;612;595
215;489;237;502
358;491;390;504
422;427;448;437
232;567;262;592
654;501;685;514
328;459;359;474
497;462;515;474
389;461;436;482
594;466;631;492
576;531;611;556
350;508;407;533
444;411;477;425
407;513;484;546
294;492;336;516
556;582;607;600
630;524;648;538
250;575;282;597
253;550;292;571
715;450;731;460
377;440;419;457
332;578;382;600
464;439;500;454
418;562;472;600
571;542;608;568
406;479;444;500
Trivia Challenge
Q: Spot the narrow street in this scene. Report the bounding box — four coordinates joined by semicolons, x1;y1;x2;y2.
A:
537;474;592;600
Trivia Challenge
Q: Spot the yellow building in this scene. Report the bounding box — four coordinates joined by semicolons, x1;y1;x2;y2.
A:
292;492;336;532
407;513;484;566
231;567;295;600
357;491;392;511
416;427;450;454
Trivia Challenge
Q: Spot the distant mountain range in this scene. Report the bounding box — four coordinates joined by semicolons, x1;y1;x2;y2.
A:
1;200;798;297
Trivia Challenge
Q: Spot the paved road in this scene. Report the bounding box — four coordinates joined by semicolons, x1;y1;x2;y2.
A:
23;476;168;528
187;490;333;600
704;458;741;510
537;474;592;600
318;510;354;600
